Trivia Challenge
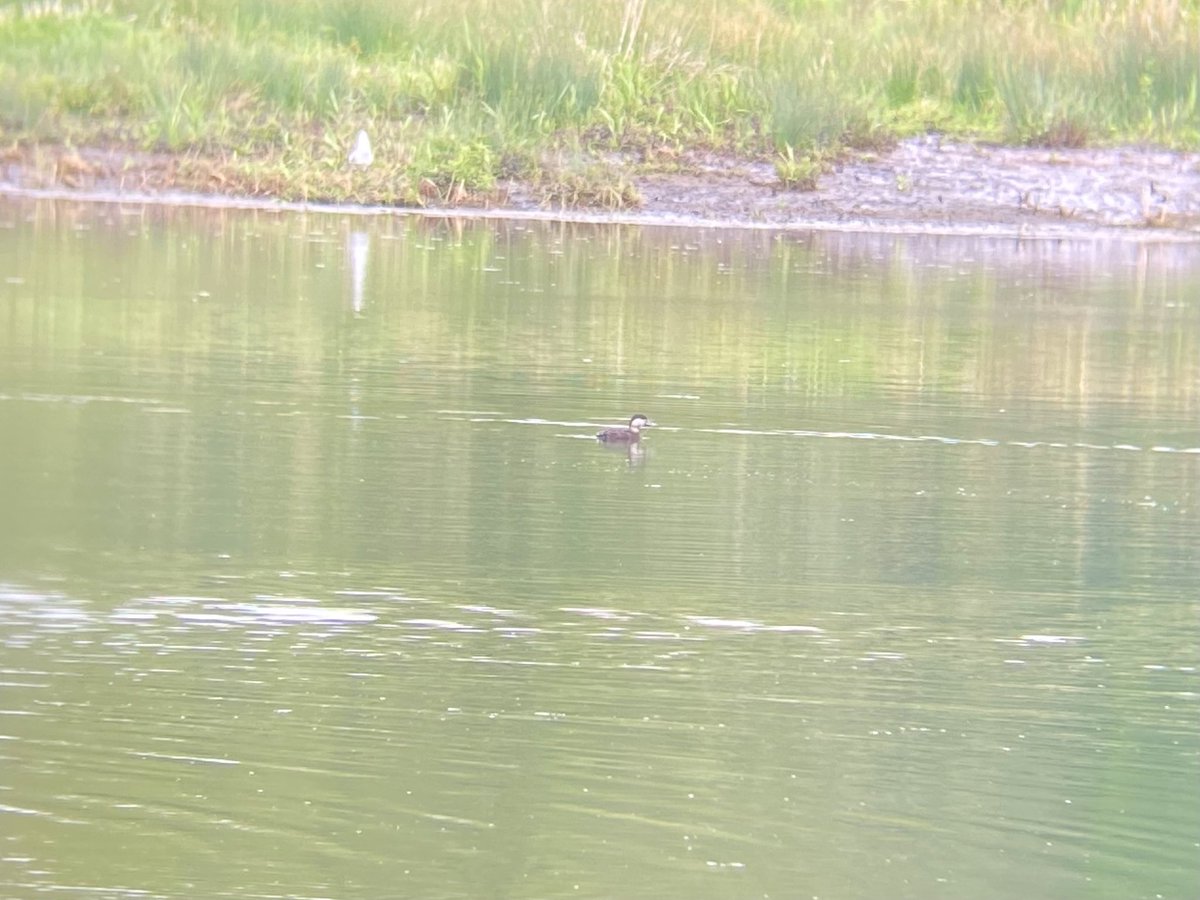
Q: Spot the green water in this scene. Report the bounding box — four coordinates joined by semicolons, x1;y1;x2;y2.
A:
0;198;1197;899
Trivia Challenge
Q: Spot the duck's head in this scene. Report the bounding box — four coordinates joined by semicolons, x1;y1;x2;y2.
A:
629;414;651;431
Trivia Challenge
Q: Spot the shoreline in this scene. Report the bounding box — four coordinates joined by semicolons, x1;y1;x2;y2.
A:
4;138;1200;243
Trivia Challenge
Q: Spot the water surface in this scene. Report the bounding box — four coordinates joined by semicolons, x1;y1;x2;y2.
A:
1;199;1197;899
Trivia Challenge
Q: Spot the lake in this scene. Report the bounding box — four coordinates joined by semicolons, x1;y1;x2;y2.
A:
1;197;1197;899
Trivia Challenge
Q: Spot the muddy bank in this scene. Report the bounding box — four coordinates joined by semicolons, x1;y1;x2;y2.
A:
624;138;1200;240
3;138;1199;242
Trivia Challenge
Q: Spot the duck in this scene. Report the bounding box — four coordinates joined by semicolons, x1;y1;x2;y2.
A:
596;413;652;442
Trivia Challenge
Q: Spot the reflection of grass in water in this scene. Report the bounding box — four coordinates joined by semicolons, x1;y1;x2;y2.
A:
8;202;1199;420
0;0;1196;206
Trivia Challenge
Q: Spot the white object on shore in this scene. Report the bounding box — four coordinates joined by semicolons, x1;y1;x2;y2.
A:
348;129;374;167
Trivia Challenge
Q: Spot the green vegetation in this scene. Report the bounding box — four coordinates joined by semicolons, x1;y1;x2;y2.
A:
774;146;827;191
0;0;1197;207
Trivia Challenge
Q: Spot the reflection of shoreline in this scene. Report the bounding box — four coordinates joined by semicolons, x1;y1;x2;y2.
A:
6;191;1197;280
4;194;1196;431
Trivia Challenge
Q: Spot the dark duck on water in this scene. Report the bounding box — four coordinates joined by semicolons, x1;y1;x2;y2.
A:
596;414;653;443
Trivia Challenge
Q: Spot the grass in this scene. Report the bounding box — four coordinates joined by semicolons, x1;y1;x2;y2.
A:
0;0;1197;208
773;145;826;191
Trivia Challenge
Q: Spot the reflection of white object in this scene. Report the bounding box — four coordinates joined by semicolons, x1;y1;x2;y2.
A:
348;231;369;314
348;129;373;167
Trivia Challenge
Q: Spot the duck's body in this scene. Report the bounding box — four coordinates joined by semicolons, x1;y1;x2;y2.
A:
597;414;652;443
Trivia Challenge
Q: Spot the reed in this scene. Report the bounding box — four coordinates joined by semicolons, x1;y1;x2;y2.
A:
1;0;1196;207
